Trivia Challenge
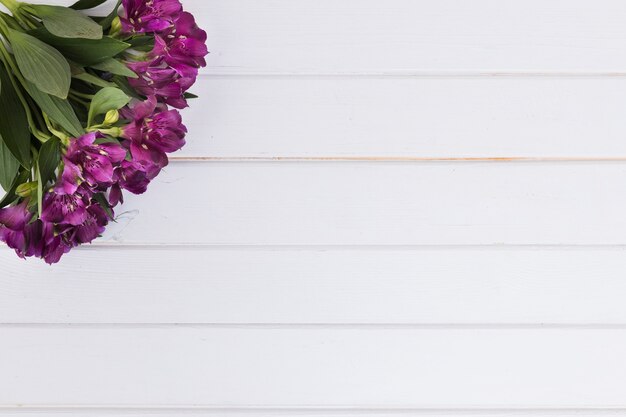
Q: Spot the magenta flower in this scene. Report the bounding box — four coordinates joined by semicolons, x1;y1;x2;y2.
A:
0;201;33;257
155;12;208;70
120;0;182;34
59;133;127;194
41;188;91;226
121;96;187;164
70;203;110;245
127;59;196;109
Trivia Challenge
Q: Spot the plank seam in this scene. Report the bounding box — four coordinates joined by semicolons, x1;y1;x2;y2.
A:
3;406;626;415
4;323;626;329
199;71;626;78
3;243;626;250
168;156;626;163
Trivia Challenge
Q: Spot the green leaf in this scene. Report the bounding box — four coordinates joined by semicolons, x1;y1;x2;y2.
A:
23;80;84;138
0;64;31;168
27;5;103;40
91;58;137;78
88;87;130;126
28;28;130;66
0;169;29;209
70;0;108;10
184;92;198;100
73;71;115;89
0;136;20;192
8;29;71;99
37;138;60;187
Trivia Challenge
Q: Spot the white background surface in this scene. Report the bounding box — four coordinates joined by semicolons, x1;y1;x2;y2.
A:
2;0;626;415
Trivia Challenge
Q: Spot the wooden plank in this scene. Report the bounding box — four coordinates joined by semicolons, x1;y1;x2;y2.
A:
179;77;626;158
1;327;626;406
90;162;626;245
3;247;626;324
0;408;619;417
192;0;626;73
29;0;626;73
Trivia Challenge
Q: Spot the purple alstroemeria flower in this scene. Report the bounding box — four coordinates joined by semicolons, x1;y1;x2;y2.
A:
38;221;73;265
154;12;208;71
110;159;159;207
0;201;33;257
41;186;92;226
0;202;70;263
121;96;187;163
120;0;182;34
70;203;111;245
127;59;197;109
59;133;127;194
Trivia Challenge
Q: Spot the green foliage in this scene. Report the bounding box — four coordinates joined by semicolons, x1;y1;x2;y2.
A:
23;80;84;138
27;4;103;39
0;64;31;168
8;29;71;99
28;28;129;66
88;86;129;126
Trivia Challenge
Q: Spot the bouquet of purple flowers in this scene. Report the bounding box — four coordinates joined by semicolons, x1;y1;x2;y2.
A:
0;0;208;263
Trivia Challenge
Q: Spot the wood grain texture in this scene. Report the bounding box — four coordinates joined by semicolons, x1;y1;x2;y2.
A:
1;327;626;407
3;247;626;324
95;162;626;245
5;0;626;412
180;76;626;158
194;0;626;73
0;409;622;416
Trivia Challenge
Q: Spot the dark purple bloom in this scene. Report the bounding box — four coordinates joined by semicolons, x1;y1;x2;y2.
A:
120;0;182;34
0;201;33;257
39;222;73;265
154;12;208;71
121;96;187;163
0;202;72;264
71;204;110;245
60;133;127;194
127;58;197;109
41;187;91;226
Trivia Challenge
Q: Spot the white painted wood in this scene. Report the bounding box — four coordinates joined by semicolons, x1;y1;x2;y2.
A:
27;0;626;74
1;327;626;406
0;409;620;417
180;76;626;158
4;0;626;412
3;247;626;324
194;0;626;73
99;162;626;245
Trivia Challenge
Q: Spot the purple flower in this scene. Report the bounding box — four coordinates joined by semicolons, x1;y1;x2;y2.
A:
121;96;187;163
70;204;110;245
155;12;208;71
38;222;73;265
0;202;72;264
120;0;182;34
41;187;91;226
127;59;196;109
0;201;33;258
59;133;127;194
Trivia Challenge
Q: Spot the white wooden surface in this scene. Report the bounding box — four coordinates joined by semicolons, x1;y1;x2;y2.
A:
3;0;626;415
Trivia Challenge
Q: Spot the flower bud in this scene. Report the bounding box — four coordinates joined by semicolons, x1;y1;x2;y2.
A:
104;110;120;125
16;182;37;198
109;16;122;36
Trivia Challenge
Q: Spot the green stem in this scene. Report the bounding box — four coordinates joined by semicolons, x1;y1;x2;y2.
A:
42;113;68;142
